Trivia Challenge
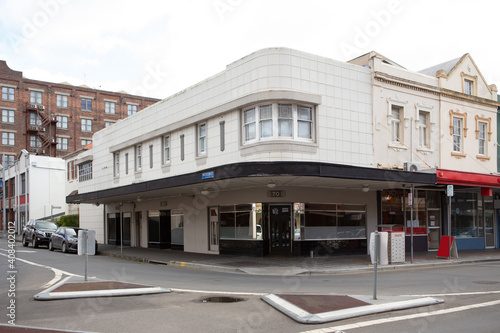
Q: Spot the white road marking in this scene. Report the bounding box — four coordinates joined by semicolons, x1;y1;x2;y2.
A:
300;299;500;333
0;252;80;288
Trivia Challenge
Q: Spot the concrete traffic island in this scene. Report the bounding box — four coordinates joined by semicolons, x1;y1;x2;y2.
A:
261;293;444;324
34;276;171;301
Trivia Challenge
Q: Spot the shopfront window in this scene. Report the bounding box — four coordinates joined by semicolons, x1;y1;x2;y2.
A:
405;190;427;235
451;192;480;238
220;203;262;240
295;203;366;240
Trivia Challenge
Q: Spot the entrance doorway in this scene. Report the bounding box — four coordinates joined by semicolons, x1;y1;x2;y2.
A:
428;208;441;250
269;204;292;254
209;207;219;252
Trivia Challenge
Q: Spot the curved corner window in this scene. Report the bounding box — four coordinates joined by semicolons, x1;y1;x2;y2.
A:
242;102;315;144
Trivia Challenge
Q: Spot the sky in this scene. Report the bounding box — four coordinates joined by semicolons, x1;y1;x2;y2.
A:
0;0;499;100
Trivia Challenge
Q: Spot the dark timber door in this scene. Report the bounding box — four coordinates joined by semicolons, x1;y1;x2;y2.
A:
270;204;292;254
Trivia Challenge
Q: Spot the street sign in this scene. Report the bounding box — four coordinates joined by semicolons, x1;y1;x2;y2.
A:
78;229;96;256
447;185;454;197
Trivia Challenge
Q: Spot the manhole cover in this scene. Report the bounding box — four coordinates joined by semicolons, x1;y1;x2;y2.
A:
198;296;246;303
472;281;500;285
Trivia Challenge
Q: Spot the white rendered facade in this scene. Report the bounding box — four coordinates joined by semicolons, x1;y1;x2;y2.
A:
4;151;65;233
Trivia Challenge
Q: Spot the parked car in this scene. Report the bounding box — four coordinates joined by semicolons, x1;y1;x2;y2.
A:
22;220;58;248
49;227;98;254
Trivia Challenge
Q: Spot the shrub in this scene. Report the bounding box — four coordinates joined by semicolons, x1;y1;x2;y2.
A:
58;214;79;227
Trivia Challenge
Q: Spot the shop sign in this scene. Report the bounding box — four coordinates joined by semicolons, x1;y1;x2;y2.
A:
202;171;214;179
268;190;285;197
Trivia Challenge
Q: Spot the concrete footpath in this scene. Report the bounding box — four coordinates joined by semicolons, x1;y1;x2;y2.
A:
96;244;500;276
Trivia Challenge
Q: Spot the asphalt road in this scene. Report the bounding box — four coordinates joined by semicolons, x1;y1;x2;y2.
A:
1;239;499;332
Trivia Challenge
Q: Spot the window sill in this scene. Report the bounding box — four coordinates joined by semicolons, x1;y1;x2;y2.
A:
451;152;466;159
240;139;318;155
196;154;207;161
388;143;408;151
476;155;491;161
416;147;434;155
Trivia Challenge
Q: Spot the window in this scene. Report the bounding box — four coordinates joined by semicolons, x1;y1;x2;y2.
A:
30;135;41;148
81;98;92;111
149;145;153;168
81;118;92;132
67;161;75;180
478;122;487;155
30;91;42;104
125;153;129;175
30;113;42;126
57;95;68;108
278;104;293;137
78;162;92;182
452;117;463;152
297;106;312;139
56;115;68;129
242;102;315;144
81;139;91;146
220;120;225;151
197;123;206;156
5;155;15;167
20;173;26;195
127;104;138;116
162;135;170;164
418;111;429;148
390;105;402;143
259;105;273;138
2;109;14;123
219;204;263;240
2;132;14;145
243;108;256;141
113;152;120;177
105;101;116;114
57;137;68;150
135;144;142;171
2;87;15;101
180;134;184;161
105;121;115;128
464;79;473;95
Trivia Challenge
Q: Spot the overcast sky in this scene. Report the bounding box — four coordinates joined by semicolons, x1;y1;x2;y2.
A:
0;0;498;99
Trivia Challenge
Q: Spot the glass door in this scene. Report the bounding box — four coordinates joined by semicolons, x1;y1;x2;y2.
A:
269;204;292;254
428;209;441;250
209;207;219;252
484;197;495;248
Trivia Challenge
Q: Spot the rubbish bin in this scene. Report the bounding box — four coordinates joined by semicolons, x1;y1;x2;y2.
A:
378;224;405;264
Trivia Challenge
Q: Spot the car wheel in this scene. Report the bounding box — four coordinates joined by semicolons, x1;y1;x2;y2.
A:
49;240;54;251
22;235;28;247
32;237;38;248
62;242;68;253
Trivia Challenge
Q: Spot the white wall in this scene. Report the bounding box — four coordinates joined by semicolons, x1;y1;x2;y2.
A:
83;48;374;196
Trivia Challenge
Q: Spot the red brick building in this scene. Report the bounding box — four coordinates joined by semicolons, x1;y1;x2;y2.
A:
0;60;160;164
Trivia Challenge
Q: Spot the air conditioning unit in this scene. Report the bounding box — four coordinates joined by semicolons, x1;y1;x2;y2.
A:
39;127;46;132
404;162;421;172
38;105;45;110
50;139;56;143
30;103;37;109
31;126;39;131
31;149;38;153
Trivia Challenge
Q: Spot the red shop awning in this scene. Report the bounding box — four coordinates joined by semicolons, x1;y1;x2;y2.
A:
436;169;500;193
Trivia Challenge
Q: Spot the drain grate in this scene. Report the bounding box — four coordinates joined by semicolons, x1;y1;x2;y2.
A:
198;296;247;303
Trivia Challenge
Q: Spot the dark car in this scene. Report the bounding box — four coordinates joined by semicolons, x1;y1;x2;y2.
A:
22;220;58;248
49;227;98;254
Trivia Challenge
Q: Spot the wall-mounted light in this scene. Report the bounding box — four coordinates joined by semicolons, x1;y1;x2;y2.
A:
94;202;100;207
137;196;142;202
267;181;277;189
362;185;369;193
201;189;210;196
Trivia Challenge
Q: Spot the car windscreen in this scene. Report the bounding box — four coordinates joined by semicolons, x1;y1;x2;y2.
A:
35;222;57;230
66;228;78;236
